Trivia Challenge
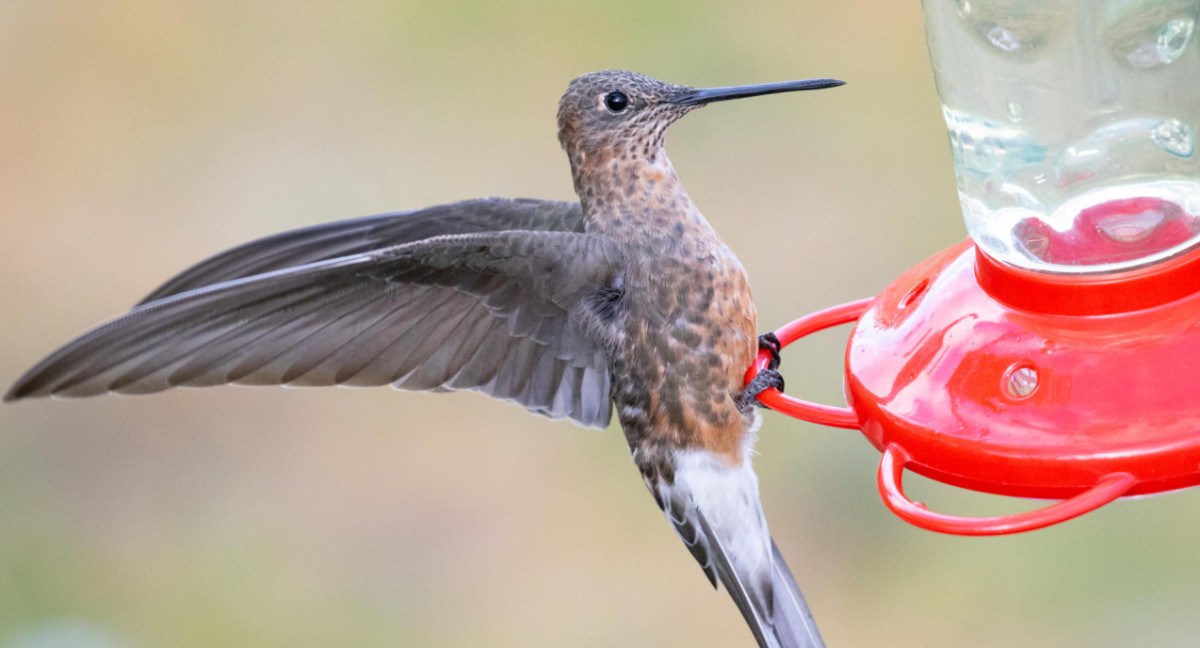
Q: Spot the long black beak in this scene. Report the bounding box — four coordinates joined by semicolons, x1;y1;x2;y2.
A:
669;78;844;106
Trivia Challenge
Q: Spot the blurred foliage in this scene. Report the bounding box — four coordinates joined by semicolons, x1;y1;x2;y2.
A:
2;2;1198;647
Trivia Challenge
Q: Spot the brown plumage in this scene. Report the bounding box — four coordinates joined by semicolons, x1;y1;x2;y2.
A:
6;69;843;647
559;78;756;461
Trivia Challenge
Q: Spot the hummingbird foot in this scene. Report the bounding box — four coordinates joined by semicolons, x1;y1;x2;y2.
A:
741;368;784;411
741;333;785;410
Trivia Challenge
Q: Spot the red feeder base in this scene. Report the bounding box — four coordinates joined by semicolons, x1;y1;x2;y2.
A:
749;240;1200;535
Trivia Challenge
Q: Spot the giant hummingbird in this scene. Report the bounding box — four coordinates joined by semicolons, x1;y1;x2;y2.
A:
7;70;844;647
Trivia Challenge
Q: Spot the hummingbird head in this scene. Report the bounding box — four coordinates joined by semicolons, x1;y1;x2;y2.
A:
556;70;844;173
557;70;695;167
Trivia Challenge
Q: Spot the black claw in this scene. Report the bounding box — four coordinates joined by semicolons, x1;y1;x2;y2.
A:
741;367;785;410
758;332;782;371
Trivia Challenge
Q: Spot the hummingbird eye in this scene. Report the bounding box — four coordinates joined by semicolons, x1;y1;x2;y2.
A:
604;91;629;113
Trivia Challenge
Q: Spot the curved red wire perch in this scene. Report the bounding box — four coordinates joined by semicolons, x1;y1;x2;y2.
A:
744;298;871;429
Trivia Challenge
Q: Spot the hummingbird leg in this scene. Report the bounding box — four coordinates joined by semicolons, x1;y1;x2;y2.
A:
740;333;785;411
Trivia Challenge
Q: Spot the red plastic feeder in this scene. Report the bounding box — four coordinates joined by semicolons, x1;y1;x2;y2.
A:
747;236;1200;535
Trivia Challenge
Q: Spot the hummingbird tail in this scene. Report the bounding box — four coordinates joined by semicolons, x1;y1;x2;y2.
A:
651;443;824;648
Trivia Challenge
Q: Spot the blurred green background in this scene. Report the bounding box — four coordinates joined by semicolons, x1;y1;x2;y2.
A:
3;2;1199;647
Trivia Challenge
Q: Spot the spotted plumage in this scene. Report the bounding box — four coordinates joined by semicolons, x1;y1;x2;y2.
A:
6;69;842;647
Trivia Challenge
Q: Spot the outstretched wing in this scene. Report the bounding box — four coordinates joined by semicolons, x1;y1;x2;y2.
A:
139;197;584;304
657;447;825;648
6;230;621;429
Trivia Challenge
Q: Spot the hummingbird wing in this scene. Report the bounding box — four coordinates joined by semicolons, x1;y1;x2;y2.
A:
659;448;825;648
138;197;584;305
6;230;620;429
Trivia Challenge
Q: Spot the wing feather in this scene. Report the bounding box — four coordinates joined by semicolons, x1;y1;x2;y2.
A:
7;230;620;428
138;197;584;304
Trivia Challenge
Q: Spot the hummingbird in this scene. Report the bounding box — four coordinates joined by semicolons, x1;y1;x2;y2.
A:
6;69;843;647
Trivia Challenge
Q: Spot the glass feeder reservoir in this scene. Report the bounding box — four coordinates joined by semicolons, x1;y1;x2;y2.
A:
929;0;1200;272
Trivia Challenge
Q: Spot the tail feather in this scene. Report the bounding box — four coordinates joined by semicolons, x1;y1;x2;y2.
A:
696;510;824;648
694;511;777;648
768;538;824;648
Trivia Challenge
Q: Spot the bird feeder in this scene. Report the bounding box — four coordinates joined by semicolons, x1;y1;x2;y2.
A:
749;0;1200;534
